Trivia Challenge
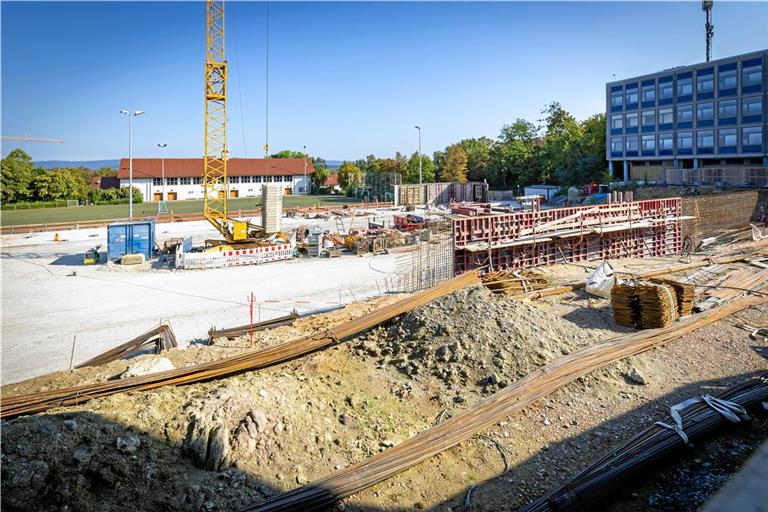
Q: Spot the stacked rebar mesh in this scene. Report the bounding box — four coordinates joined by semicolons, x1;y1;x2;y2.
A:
521;372;768;512
611;281;679;329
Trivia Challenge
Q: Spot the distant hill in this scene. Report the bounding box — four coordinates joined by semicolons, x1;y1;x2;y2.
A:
325;160;343;170
34;159;119;170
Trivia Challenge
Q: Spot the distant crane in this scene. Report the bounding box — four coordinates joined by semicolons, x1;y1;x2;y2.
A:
1;129;64;144
702;0;714;62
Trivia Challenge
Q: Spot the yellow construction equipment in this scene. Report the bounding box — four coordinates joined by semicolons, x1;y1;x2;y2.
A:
203;0;249;245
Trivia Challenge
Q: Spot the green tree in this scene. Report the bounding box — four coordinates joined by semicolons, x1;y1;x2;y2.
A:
1;148;35;202
441;145;468;183
311;167;330;191
432;150;446;181
489;118;541;189
458;137;493;182
270;149;306;159
539;102;584;185
33;168;89;201
337;161;363;190
405;152;436;184
35;169;85;201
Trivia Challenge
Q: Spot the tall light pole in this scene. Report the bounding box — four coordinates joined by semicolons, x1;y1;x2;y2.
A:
303;145;308;195
414;125;422;184
157;143;168;214
120;110;144;218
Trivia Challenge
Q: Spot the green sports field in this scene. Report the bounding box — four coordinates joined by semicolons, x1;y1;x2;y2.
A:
0;195;362;227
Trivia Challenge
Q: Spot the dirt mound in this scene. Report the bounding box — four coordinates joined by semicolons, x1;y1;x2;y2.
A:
356;286;600;395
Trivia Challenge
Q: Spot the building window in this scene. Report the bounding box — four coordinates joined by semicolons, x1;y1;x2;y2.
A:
641;83;655;103
696;72;714;95
625;86;638;106
229;176;240;184
718;99;738;125
152;178;163;186
253;176;263;183
743;126;763;149
193;177;202;185
285;175;293;182
658;108;673;128
678;131;693;154
625;136;639;153
718;68;737;92
718;128;737;148
241;176;251;183
610;114;623;134
659;133;674;154
677;105;693;129
641;110;655;131
658;79;674;103
625;112;638;133
180;177;191;185
696;102;714;127
677;76;693;97
697;130;714;153
741;64;763;91
742;95;763;121
610;89;623;108
641;134;656;154
166;177;178;186
610;137;623;155
267;176;274;182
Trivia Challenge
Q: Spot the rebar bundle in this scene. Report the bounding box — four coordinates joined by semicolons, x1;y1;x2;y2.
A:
75;323;177;368
242;292;768;512
481;271;549;296
521;372;768;512
611;281;679;329
0;271;480;419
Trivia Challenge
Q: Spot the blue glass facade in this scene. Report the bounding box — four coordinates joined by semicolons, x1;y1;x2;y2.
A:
606;50;768;172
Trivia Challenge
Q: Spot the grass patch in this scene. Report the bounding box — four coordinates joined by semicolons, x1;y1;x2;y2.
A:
0;195;362;226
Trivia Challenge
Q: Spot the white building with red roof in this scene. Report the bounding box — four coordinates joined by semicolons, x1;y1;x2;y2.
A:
117;158;314;201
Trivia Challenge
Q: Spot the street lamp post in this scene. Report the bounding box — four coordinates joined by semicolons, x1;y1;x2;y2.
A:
120;110;144;218
157;143;168;214
414;125;422;184
303;145;308;195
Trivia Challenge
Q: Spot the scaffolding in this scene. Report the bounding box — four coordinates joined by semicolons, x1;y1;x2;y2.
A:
452;198;683;274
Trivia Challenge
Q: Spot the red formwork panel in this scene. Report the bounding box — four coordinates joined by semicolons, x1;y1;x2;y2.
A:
452;198;682;274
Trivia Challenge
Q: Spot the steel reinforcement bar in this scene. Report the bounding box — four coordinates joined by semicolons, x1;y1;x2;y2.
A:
0;271;480;419
245;291;768;512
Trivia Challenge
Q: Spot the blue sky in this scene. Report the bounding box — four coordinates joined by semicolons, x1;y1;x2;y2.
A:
2;1;767;162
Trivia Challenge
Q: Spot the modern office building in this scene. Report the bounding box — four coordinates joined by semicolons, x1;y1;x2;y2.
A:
606;49;767;182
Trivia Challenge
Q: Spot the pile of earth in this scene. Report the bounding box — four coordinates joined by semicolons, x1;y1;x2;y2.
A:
354;286;603;395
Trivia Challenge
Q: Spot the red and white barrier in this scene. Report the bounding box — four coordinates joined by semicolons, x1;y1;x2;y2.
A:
176;243;293;269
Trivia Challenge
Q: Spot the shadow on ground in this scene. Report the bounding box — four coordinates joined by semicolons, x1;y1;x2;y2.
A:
2;371;765;512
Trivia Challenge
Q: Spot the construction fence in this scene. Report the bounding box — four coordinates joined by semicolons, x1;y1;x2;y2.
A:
394;181;489;207
664;167;768;188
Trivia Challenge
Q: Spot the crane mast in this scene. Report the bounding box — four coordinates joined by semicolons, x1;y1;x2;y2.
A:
204;0;247;243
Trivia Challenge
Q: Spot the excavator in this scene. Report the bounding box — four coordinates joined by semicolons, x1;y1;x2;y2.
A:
201;0;258;251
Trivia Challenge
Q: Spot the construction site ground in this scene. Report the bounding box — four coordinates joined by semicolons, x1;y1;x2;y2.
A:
2;241;767;511
0;211;405;384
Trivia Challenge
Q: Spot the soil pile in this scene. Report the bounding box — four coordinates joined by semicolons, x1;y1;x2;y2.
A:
356;286;601;394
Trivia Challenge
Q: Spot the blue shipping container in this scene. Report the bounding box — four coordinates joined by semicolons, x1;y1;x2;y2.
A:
107;220;155;261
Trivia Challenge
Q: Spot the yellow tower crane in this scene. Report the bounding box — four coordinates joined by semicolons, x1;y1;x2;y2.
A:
203;0;249;245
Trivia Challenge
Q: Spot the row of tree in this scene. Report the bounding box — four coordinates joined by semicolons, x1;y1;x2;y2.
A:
1;149;139;205
337;102;607;191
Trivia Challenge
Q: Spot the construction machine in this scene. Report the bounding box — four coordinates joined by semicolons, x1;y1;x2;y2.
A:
202;0;259;251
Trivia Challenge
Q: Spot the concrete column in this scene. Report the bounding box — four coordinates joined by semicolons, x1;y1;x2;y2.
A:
673;159;679;169
623;161;629;182
693;158;699;170
763;156;768;167
608;160;614;178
